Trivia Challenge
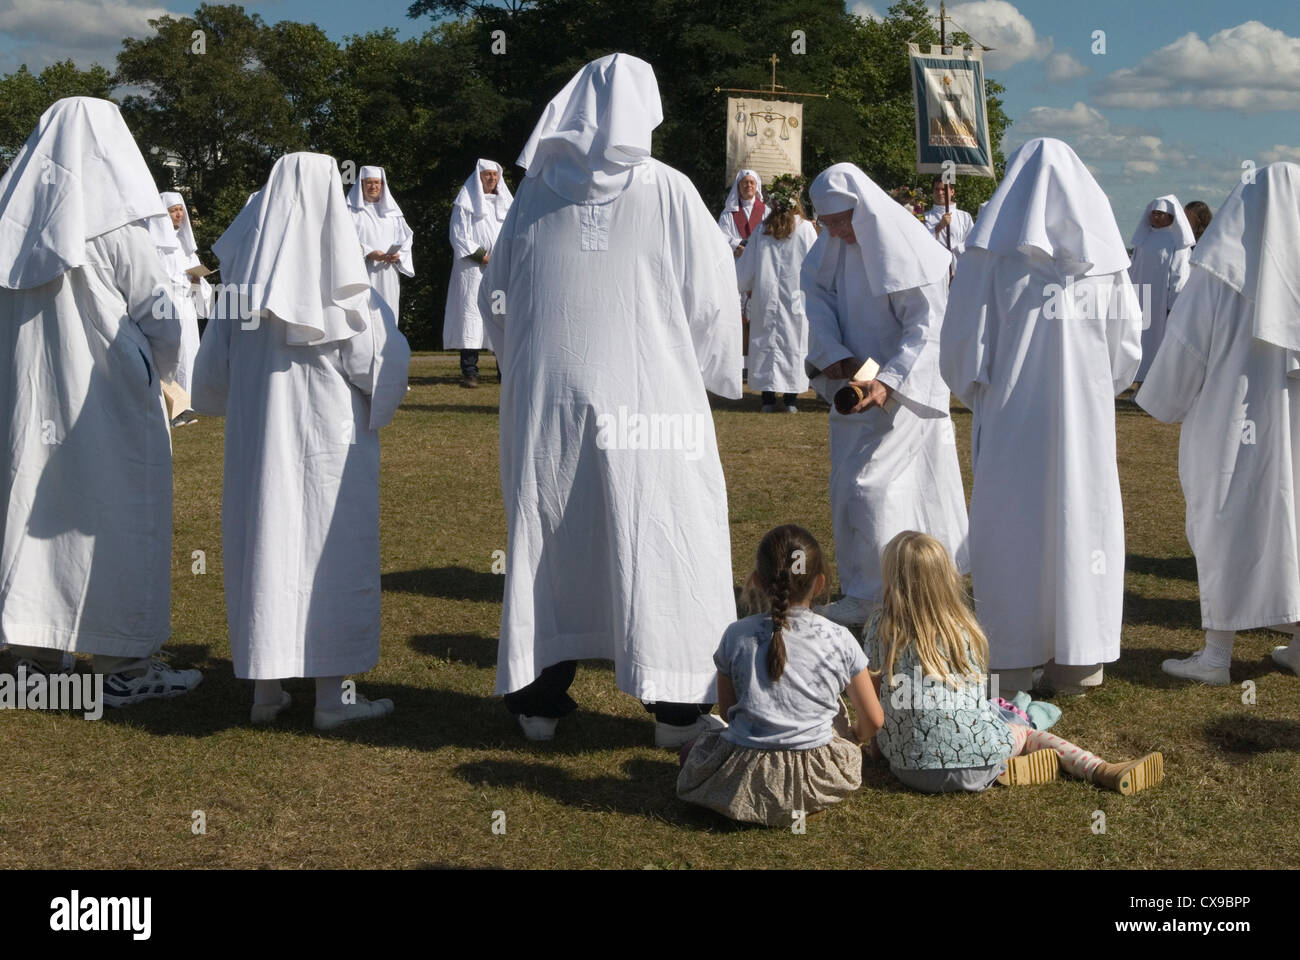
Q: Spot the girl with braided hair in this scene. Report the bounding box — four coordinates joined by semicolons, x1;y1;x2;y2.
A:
677;524;883;826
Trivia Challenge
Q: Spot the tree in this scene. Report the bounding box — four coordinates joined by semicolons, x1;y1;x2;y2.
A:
0;61;114;172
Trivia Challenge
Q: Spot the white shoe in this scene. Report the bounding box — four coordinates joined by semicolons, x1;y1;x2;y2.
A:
654;712;726;749
1161;650;1230;686
1271;645;1300;676
785;405;798;413
102;659;202;707
313;694;394;730
760;404;776;413
518;714;559;740
814;596;874;630
250;690;292;725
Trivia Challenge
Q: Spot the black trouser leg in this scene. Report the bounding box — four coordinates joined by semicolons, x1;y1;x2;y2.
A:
460;349;480;378
761;391;776;407
782;393;797;407
503;660;579;718
642;701;715;726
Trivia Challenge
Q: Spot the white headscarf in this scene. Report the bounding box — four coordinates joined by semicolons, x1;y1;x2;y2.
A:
0;96;172;290
346;165;404;219
517;53;662;204
453;159;514;221
966;138;1129;277
1191;161;1300;353
214;153;371;346
722;168;763;213
808;162;951;297
159;190;198;257
1129;194;1195;251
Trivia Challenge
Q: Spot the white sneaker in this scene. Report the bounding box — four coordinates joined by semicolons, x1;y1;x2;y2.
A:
313;694;394;730
102;659;202;707
1161;650;1230;686
1271;645;1300;676
654;712;726;749
785;405;799;413
760;404;776;413
814;596;874;630
250;690;292;725
518;714;559;740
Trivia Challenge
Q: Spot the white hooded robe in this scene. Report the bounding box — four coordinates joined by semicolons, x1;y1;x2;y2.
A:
483;54;741;703
1130;194;1193;381
156;191;206;395
940;139;1143;671
443;159;512;351
0;97;183;657
192;153;410;679
735;215;816;394
347;165;414;321
1137;163;1300;631
803;163;969;603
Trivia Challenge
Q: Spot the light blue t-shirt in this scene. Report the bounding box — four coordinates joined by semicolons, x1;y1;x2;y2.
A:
715;607;868;750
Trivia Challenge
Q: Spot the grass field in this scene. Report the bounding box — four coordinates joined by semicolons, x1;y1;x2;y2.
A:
2;351;1298;869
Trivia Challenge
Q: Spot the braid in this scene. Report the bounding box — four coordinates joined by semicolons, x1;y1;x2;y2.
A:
767;565;792;682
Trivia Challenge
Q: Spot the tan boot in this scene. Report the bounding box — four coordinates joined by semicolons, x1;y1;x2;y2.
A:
1091;753;1164;795
997;747;1059;786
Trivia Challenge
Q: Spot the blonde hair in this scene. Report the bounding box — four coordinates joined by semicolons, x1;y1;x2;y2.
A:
875;530;988;688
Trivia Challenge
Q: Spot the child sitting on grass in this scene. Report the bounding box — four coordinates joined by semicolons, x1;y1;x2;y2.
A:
866;530;1163;795
677;524;884;826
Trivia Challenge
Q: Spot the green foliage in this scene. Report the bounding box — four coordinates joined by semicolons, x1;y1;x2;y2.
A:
0;0;1013;348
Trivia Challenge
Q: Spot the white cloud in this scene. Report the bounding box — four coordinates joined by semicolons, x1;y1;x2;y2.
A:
1094;20;1300;112
1123;160;1160;177
848;2;882;20
1045;51;1088;83
1261;144;1300;164
0;0;175;69
1007;101;1190;184
947;1;1052;70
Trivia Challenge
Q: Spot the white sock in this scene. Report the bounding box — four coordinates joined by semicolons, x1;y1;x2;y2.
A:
315;676;347;710
1201;630;1235;668
254;679;284;706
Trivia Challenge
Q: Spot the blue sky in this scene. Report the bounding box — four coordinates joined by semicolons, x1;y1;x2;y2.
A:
2;0;1297;230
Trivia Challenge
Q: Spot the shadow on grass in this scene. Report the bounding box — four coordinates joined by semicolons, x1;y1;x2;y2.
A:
383;566;503;602
1203;713;1300;756
1127;555;1197;582
453;756;755;830
1122;589;1201;630
409;633;499;667
1107;643;1281;688
400;404;500;415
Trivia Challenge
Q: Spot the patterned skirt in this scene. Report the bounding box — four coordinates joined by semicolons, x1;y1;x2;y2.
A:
676;731;863;827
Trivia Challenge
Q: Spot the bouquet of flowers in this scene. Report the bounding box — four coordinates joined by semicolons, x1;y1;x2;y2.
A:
889;185;928;224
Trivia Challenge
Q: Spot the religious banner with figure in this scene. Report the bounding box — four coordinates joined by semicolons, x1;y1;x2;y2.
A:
725;98;802;186
908;44;994;178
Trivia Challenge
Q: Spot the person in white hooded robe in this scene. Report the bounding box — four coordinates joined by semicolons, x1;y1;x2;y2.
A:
156;191;207;426
443;159;513;386
347;164;413;321
939;138;1144;696
0;97;201;705
192;152;411;728
923;177;974;275
801;163;969;629
1130;194;1193;381
719;169;767;370
482;53;742;747
734;175;815;411
1137;162;1300;686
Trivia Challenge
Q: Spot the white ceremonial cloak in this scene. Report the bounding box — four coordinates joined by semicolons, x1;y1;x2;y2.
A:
156;245;206;393
443;199;504;350
482;159;742;703
0;222;182;656
924;205;974;268
1131;241;1190;380
803;236;969;603
941;247;1143;669
191;290;410;678
352;206;414;320
735;217;816;394
1137;269;1300;631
